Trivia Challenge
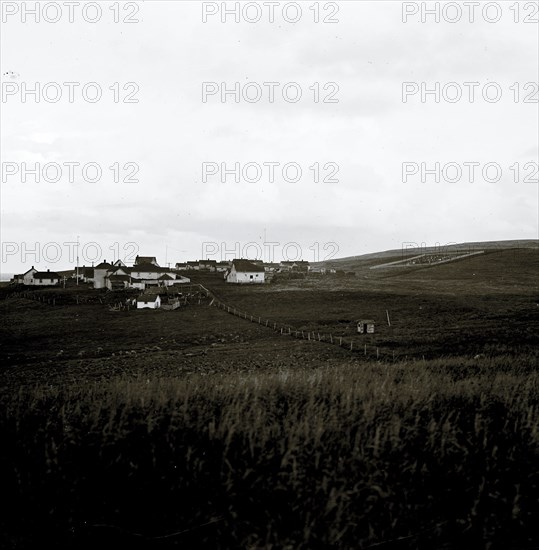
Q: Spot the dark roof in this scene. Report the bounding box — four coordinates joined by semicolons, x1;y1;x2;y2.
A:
108;275;130;282
131;263;166;273
34;271;61;279
199;259;217;265
81;267;94;277
187;261;199;266
232;259;265;273
158;274;174;280
135;256;158;264
94;262;112;269
109;266;131;274
137;294;159;302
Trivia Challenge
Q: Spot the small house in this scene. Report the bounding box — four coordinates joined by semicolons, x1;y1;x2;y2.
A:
199;259;217;271
137;294;161;309
225;259;265;284
31;269;61;286
357;319;375;334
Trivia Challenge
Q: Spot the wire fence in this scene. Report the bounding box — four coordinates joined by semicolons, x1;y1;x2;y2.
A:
199;284;385;360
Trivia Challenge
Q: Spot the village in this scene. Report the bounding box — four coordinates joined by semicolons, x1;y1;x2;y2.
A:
10;255;328;309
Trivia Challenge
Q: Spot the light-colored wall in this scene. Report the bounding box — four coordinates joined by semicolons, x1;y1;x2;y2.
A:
137;296;161;309
227;267;265;284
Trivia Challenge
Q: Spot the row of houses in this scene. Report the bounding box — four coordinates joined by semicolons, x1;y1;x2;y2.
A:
79;257;190;290
177;258;310;274
11;255;312;288
13;256;191;290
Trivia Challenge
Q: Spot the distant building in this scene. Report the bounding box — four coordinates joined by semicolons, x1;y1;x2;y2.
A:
225;259;265;284
12;267;36;284
134;256;159;267
199;259;217;271
75;265;95;284
357;320;375;334
186;261;199;270
137;294;161;309
263;262;280;272
93;261;113;289
30;269;61;286
216;261;231;272
280;260;310;273
13;267;60;286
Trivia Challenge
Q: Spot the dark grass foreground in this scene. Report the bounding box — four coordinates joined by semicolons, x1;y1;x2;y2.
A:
1;357;538;549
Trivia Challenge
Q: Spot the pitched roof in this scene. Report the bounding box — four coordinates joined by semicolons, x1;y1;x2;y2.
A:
107;275;130;282
95;262;112;269
232;259;265;273
135;256;158;265
137;294;160;303
109;266;131;275
33;271;61;279
131;263;166;273
158;274;174;280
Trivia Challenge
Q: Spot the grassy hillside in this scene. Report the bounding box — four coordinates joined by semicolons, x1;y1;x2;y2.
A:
313;239;538;274
0;240;538;549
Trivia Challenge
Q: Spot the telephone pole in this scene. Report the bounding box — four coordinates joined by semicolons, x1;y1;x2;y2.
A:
76;235;80;285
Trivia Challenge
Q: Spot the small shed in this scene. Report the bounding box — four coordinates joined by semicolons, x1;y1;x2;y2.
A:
357;319;375;334
137;294;161;309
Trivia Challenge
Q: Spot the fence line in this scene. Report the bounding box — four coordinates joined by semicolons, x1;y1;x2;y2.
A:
200;285;383;359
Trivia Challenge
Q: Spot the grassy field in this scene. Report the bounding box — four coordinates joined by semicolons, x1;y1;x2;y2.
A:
0;244;538;548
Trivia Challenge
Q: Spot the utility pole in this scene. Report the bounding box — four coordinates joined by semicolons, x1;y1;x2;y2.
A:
76;235;80;285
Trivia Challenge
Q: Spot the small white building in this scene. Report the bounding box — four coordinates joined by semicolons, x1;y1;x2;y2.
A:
225;259;265;284
137;294;161;309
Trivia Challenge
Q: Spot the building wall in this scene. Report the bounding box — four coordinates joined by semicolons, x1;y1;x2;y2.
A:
137;296;161;309
32;278;60;286
227;268;265;284
93;268;109;289
23;269;37;285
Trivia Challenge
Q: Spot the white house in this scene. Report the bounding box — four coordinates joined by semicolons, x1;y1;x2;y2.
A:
12;267;36;284
225;259;265;284
13;267;60;286
30;269;61;286
137;294;161;309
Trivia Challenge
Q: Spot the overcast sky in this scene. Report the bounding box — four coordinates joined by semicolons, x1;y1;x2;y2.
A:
1;1;537;274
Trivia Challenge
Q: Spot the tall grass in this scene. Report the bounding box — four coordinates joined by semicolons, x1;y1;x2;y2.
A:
1;356;538;549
